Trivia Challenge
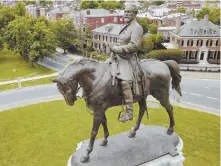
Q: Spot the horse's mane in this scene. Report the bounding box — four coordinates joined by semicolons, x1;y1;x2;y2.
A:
59;58;98;80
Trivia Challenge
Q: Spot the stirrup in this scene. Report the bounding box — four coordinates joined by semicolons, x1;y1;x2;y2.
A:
118;111;133;123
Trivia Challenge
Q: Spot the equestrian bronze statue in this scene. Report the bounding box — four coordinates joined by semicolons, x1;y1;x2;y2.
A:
52;4;182;163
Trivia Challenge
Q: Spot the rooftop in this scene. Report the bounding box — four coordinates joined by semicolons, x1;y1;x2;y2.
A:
92;23;124;36
173;20;220;37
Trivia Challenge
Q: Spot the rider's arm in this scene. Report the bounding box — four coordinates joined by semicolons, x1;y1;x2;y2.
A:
110;25;143;56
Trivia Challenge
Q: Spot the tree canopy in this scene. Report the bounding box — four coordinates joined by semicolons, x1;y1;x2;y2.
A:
137;18;151;34
149;24;158;34
196;7;220;25
53;19;78;53
4;15;57;63
80;1;100;9
152;0;165;6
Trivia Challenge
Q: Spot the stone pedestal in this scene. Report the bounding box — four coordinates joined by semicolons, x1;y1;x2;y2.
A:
68;125;185;166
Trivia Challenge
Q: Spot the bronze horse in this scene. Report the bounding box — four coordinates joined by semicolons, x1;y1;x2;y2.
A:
52;58;182;163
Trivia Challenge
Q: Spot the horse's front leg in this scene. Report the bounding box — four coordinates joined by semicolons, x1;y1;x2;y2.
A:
128;98;146;138
100;114;109;146
80;114;103;163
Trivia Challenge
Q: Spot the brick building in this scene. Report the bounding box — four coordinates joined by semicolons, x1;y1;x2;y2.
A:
72;9;125;31
169;15;220;64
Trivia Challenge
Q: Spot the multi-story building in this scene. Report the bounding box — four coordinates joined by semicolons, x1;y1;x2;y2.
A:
91;24;124;53
169;15;220;64
71;9;125;31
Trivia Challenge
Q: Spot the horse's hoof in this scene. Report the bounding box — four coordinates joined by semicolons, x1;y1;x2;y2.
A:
80;154;89;163
100;140;108;146
128;131;136;138
167;128;174;135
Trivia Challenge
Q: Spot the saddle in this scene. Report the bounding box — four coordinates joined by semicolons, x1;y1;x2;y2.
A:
109;61;150;97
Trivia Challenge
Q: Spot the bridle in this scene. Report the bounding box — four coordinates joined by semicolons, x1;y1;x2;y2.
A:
59;77;82;100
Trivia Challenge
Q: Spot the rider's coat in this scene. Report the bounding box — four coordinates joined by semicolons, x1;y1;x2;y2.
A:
109;19;143;81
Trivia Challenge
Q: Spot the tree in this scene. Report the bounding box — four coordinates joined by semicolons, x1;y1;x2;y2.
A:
137;18;151;34
152;0;165;6
38;0;53;7
139;38;154;55
0;6;15;34
80;1;99;9
178;7;186;14
4;15;57;63
196;7;220;25
209;7;220;25
13;2;26;16
196;7;210;20
53;19;78;53
25;0;36;5
149;24;158;34
29;17;57;62
99;1;123;10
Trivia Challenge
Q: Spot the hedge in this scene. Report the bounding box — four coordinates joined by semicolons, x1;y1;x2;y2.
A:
145;49;185;62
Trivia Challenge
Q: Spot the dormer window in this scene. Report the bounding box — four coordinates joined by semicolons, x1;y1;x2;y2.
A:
204;30;207;34
194;30;197;34
213;30;216;35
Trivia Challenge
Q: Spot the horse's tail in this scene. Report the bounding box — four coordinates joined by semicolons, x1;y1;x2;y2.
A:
163;60;182;96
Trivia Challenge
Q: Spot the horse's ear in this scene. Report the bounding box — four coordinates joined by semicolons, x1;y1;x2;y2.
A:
51;78;60;83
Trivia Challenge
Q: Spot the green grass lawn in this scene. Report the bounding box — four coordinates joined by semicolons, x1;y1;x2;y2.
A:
0;76;57;91
0;49;54;81
0;100;219;166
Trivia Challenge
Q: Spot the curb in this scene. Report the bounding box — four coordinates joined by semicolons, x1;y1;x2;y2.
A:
0;94;219;116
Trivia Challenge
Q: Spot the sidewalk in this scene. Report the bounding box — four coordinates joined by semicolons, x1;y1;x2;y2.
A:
180;71;220;80
0;72;58;86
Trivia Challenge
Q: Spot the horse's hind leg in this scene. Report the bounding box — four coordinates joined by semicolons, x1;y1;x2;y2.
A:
159;92;175;135
128;98;146;138
100;114;109;146
80;113;103;163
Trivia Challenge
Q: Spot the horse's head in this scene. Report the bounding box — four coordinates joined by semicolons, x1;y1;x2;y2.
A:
52;76;79;106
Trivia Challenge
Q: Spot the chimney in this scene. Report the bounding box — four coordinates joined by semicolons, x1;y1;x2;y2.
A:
175;16;181;34
86;10;90;15
204;14;208;21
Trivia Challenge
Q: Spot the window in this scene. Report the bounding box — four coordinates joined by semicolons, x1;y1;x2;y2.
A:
190;51;196;59
217;51;220;60
106;36;107;41
200;40;203;46
101;18;104;23
212;40;217;47
103;36;105;41
204;30;207;34
181;40;184;46
206;40;209;46
213;30;216;35
98;35;100;40
187;40;190;46
191;40;194;46
114;17;117;23
110;37;112;42
208;51;215;59
183;40;187;47
210;40;213;46
216;40;219;46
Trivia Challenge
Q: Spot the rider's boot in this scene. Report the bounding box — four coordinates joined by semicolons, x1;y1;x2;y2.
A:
119;81;133;123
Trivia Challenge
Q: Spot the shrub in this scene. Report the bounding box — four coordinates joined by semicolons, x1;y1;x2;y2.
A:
145;49;185;62
98;53;109;61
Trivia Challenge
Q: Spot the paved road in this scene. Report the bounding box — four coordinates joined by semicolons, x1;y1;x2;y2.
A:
0;78;219;115
37;53;82;71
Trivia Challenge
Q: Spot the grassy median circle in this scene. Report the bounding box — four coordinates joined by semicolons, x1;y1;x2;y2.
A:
0;99;219;166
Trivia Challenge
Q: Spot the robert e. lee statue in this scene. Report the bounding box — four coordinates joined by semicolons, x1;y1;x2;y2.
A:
109;4;144;123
